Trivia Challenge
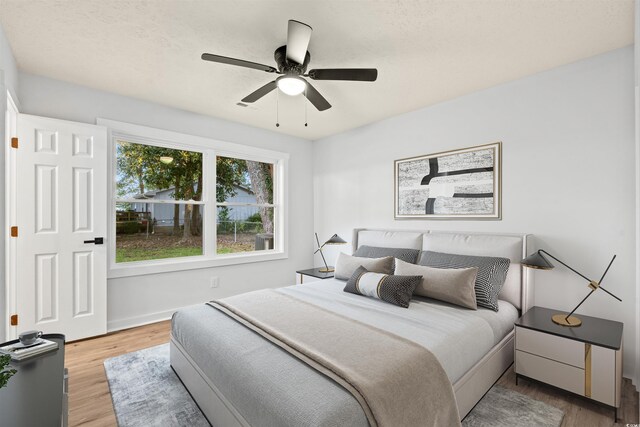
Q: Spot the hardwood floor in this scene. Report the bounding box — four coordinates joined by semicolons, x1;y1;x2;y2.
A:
65;321;171;427
497;370;638;426
66;321;638;427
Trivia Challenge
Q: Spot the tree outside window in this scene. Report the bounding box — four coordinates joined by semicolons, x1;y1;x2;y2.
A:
115;141;277;263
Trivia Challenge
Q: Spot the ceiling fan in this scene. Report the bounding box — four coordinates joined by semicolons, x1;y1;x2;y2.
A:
201;20;378;112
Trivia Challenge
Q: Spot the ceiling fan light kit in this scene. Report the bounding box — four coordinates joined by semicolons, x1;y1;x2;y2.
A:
201;19;378;122
277;75;306;96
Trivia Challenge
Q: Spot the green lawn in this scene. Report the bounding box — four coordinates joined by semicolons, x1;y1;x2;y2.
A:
115;245;253;262
116;247;203;263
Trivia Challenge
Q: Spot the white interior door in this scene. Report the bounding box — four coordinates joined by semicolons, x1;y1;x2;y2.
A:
16;114;107;341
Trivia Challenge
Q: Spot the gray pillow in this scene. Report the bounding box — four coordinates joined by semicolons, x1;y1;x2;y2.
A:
418;251;510;311
343;266;421;308
334;253;394;280
395;259;478;310
352;245;420;264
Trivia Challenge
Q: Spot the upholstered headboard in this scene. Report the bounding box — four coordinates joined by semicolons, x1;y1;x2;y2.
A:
352;229;533;312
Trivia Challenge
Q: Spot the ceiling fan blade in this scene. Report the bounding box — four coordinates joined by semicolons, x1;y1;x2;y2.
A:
201;53;277;73
286;20;312;65
241;81;278;103
308;68;378;81
303;81;331;111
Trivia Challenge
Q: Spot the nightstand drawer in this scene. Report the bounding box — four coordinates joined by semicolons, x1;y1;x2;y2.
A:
516;350;584;395
516;326;584;368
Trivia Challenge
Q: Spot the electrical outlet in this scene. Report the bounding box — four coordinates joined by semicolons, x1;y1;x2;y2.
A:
210;277;220;288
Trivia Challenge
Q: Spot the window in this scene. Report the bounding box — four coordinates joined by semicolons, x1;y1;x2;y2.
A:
115;141;204;263
104;119;288;277
216;156;275;254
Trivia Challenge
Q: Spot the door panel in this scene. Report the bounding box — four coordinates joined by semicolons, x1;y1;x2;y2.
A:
35;164;58;233
73;167;93;232
73;251;94;317
35;253;58;322
17;114;107;341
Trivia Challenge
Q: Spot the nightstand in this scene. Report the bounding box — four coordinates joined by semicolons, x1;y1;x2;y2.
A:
0;334;68;426
515;306;623;420
296;268;335;284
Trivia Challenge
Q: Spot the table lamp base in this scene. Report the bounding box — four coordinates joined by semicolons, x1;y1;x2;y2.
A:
551;313;582;327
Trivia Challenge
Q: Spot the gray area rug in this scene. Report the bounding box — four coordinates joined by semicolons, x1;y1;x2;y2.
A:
105;343;564;427
104;344;209;427
462;384;564;427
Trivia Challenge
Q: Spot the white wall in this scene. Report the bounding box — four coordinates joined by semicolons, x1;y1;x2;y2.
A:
313;47;637;379
0;23;19;100
18;73;314;331
0;23;19;341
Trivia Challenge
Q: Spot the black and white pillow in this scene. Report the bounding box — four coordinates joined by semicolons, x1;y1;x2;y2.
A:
352;245;421;265
343;266;422;308
418;251;510;311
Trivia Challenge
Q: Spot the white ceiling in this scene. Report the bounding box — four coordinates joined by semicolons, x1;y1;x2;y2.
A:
0;0;634;140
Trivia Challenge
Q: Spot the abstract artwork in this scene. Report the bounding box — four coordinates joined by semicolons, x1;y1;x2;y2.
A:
395;142;501;219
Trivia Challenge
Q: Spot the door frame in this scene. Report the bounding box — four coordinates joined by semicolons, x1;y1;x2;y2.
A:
4;90;19;340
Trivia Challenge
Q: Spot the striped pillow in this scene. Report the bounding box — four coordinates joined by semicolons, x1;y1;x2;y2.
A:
418;251;510;311
352;245;421;264
343;266;422;308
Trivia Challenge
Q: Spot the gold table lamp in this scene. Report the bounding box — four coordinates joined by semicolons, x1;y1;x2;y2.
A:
521;249;621;327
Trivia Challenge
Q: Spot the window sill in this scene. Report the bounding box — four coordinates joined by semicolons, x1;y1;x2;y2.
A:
108;250;288;279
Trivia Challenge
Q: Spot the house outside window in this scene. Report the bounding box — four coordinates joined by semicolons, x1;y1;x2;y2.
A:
115;141;204;263
216;156;276;254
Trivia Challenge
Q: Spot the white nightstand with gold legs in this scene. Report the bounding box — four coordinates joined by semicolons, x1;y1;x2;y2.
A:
515;306;623;421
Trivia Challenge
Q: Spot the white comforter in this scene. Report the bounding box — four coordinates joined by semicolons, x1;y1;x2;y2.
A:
281;279;519;383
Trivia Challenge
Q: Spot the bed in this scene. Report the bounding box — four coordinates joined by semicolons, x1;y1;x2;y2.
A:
170;229;533;426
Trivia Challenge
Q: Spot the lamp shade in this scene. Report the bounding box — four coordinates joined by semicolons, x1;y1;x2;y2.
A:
324;234;347;245
521;251;554;270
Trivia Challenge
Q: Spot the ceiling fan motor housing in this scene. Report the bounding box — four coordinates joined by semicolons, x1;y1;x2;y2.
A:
274;45;310;75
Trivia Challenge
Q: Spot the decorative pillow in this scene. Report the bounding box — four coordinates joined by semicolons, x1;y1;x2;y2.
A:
352;245;421;264
343;266;421;308
394;259;478;310
334;253;394;280
417;251;510;311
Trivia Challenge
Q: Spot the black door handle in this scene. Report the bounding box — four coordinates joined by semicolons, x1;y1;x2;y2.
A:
84;237;104;245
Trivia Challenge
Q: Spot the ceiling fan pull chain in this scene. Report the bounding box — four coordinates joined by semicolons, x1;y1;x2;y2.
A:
304;86;308;127
276;89;280;127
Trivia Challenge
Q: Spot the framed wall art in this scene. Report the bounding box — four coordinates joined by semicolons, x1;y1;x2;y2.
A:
394;142;501;220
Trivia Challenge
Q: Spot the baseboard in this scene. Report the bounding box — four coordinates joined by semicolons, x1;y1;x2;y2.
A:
107;308;176;333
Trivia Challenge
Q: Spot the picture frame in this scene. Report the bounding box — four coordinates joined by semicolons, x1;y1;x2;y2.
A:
394;142;502;220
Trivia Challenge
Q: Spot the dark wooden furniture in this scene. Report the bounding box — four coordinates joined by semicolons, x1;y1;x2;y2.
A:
296;268;335;284
515;307;623;420
0;334;67;427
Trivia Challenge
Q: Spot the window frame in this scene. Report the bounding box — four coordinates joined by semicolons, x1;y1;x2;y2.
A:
214;152;279;256
99;119;289;279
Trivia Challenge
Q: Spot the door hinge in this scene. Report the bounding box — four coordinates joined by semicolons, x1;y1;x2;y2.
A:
10;137;18;149
10;314;18;326
10;226;18;237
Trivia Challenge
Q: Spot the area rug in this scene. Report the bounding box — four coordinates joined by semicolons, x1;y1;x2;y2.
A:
104;343;564;427
104;344;209;426
462;384;564;427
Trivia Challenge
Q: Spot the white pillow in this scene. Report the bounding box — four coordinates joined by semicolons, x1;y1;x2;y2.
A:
395;259;478;310
334;253;394;280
